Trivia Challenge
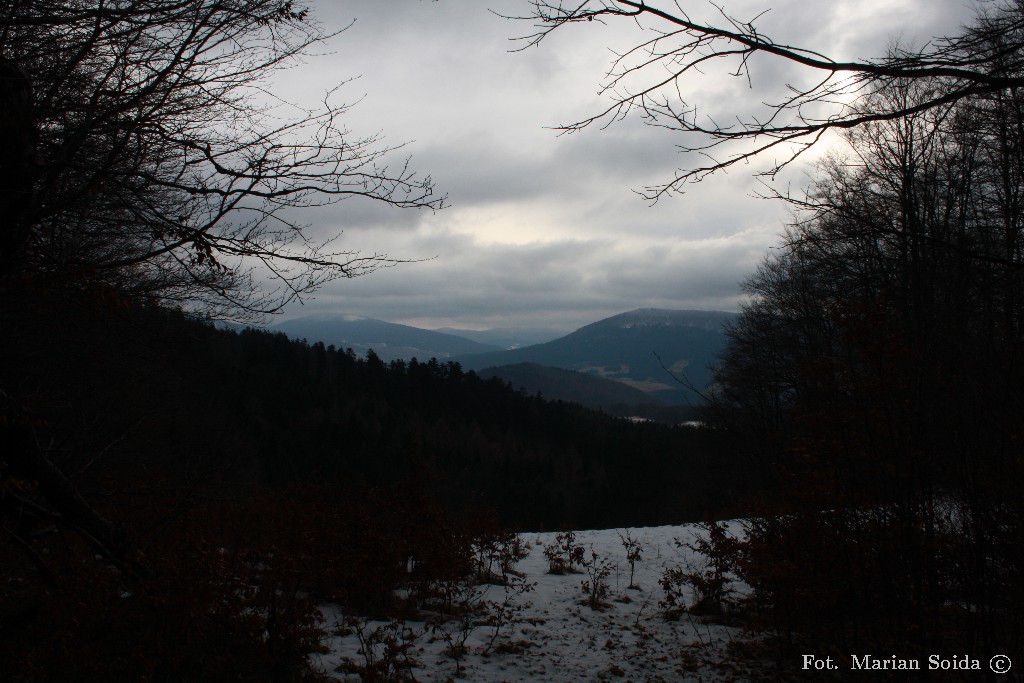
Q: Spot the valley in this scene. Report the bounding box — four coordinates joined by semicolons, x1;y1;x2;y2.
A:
268;308;736;413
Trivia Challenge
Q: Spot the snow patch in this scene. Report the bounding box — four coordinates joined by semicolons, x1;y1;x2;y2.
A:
312;524;754;682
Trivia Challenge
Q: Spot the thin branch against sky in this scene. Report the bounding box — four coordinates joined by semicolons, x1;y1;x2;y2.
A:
265;0;978;330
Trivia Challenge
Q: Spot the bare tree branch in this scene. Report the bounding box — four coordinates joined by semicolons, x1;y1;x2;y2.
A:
1;0;445;318
506;0;1024;198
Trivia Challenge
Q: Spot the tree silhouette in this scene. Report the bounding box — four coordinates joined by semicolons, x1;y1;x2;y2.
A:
0;0;443;316
0;0;444;605
510;0;1024;198
0;58;35;278
704;71;1024;659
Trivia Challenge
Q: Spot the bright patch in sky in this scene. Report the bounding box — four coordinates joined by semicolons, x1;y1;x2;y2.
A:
266;0;979;331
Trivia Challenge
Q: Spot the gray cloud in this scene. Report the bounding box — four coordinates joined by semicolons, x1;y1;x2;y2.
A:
263;0;981;331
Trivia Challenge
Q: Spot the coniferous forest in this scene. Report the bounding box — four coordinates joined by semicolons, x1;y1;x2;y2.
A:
2;288;752;680
6;290;742;532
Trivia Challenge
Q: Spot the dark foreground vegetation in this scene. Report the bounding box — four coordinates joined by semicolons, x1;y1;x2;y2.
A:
1;288;749;681
690;34;1024;683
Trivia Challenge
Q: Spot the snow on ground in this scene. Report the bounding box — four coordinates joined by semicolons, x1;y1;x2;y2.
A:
311;524;756;682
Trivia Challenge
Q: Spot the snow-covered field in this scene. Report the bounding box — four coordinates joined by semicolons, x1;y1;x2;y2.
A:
311;525;755;682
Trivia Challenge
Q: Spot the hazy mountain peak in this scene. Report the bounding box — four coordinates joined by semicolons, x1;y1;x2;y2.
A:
269;313;500;361
456;307;737;405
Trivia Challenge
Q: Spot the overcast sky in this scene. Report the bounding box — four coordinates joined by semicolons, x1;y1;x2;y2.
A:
266;0;978;332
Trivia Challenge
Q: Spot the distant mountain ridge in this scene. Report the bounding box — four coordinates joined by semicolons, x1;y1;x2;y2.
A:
267;308;736;406
457;309;736;404
270;313;500;362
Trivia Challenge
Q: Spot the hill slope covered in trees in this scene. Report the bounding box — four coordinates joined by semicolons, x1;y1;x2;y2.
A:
458;309;736;404
2;291;759;680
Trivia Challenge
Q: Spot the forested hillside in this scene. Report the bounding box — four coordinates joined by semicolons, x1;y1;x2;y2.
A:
6;292;742;530
458;309;734;404
1;288;754;680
